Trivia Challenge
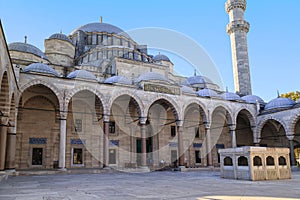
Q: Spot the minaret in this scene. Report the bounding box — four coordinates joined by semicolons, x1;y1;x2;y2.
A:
225;0;252;95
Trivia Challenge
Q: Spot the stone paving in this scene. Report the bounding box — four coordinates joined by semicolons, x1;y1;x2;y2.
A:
0;171;300;200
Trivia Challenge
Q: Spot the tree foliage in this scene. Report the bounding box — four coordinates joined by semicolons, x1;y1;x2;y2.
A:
280;91;300;101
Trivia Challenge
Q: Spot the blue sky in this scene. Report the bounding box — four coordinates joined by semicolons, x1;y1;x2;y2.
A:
1;0;299;102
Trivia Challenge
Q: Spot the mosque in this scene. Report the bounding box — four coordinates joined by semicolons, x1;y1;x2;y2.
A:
0;0;299;172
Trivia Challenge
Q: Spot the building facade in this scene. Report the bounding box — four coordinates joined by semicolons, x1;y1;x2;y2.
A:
0;0;300;172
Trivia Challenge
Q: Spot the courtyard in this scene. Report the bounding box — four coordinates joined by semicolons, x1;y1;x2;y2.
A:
0;170;300;200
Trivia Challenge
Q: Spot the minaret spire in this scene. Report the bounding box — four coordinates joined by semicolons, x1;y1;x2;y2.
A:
226;0;252;95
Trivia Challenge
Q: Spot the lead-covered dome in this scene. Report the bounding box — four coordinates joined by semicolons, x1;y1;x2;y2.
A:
22;63;59;76
70;22;130;38
153;54;170;62
221;92;242;101
265;98;296;110
197;88;219;98
135;72;168;83
182;75;214;86
182;85;196;95
49;33;72;43
67;70;97;81
8;42;48;60
242;95;265;104
104;76;131;85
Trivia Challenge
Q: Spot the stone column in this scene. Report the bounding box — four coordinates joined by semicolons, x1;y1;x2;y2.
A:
229;124;237;148
103;115;110;168
59;115;67;169
140;117;147;167
0;116;8;170
205;123;213;167
289;139;296;166
176;120;184;167
5;122;16;170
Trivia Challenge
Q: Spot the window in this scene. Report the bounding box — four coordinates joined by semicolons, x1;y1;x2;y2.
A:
253;156;262;166
171;126;176;137
109;149;116;164
195;127;200;138
32;148;43;165
75;119;82;132
266;156;275;166
72;148;83;165
278;156;287;166
224;157;233;166
238;156;248;166
195;150;201;164
109;121;115;134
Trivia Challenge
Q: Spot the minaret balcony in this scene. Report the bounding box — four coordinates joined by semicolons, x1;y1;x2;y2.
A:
226;20;250;34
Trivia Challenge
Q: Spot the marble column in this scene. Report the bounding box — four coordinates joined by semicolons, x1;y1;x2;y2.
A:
59;115;67;169
0;116;8;170
229;124;237;148
140;117;147;167
5;122;16;170
289;139;296;166
176;120;184;167
103;115;110;168
205;123;213;167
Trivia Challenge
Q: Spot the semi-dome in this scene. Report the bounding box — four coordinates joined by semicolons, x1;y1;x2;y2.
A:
70;22;130;38
104;76;131;85
8;42;48;60
197;88;218;98
153;54;170;62
221;92;242;101
49;33;72;43
182;85;196;94
242;95;265;104
265;98;296;110
22;63;59;77
67;70;97;81
135;72;168;83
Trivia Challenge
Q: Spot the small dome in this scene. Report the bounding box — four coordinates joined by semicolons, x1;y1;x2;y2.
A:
182;85;196;94
104;76;131;85
70;22;130;38
49;33;72;43
135;72;167;83
265;98;296;110
67;70;97;81
182;75;214;86
153;54;170;62
197;88;218;98
242;95;265;104
22;63;59;76
8;42;48;60
221;92;242;101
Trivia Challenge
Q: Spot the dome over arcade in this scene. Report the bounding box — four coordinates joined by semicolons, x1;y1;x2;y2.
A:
197;88;219;98
181;85;196;95
135;72;168;83
8;42;48;60
70;22;130;38
182;75;213;86
49;33;72;44
221;92;242;101
242;95;265;104
22;63;59;77
67;69;97;81
104;76;132;85
153;54;170;62
264;98;296;110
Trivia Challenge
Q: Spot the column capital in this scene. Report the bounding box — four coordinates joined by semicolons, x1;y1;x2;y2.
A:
139;117;147;125
228;124;236;131
176;120;183;127
103;114;110;122
0;116;9;126
204;122;211;130
59;111;68;120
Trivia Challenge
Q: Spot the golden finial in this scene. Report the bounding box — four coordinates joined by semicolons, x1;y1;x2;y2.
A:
100;16;103;23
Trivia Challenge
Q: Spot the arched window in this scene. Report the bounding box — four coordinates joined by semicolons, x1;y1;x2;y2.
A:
266;156;275;166
278;156;287;166
224;156;233;166
238;156;248;166
253;156;262;166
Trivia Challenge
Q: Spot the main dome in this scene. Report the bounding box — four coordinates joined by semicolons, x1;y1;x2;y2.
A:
70;22;130;38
